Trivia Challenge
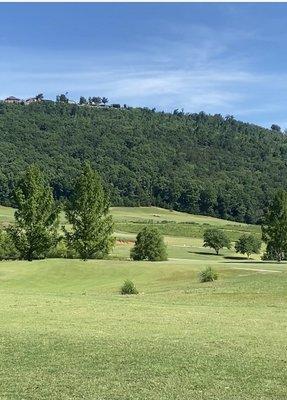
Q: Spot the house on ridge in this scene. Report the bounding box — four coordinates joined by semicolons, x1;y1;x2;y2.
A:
25;97;38;105
4;96;22;104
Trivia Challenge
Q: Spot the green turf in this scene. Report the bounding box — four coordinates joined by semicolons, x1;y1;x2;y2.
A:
0;206;286;399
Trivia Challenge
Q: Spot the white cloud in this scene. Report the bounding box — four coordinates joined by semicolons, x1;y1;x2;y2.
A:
1;22;287;127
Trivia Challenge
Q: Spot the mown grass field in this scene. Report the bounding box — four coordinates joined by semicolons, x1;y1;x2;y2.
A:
0;206;286;399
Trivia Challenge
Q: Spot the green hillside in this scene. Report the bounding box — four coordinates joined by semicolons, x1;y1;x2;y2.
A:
0;204;260;243
0;102;287;223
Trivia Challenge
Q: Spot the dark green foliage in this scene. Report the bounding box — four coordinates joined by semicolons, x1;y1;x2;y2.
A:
130;226;167;261
0;228;19;259
7;165;59;260
271;124;281;132
0;103;287;223
235;234;261;258
46;239;78;259
199;266;218;282
79;96;87;105
120;280;139;295
261;190;287;262
56;94;69;103
203;228;231;255
64;163;114;260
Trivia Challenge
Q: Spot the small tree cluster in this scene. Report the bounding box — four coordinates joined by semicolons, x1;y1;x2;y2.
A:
3;163;114;261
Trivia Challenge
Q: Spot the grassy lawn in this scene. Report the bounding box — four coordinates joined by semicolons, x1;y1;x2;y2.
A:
0;206;286;399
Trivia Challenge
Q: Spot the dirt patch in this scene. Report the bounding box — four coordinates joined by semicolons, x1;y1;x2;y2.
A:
116;239;135;245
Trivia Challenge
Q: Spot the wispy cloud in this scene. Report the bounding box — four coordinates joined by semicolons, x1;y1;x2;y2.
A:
1;20;287;128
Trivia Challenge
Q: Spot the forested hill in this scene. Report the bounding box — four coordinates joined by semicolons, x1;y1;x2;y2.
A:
0;101;286;223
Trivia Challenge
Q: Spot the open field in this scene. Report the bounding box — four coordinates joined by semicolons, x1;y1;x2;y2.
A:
0;206;286;399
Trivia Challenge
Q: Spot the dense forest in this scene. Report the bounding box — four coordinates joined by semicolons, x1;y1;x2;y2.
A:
0;101;286;224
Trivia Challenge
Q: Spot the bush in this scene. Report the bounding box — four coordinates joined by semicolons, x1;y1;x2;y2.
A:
0;228;19;260
199;266;218;283
120;280;139;295
46;239;78;259
130;226;167;261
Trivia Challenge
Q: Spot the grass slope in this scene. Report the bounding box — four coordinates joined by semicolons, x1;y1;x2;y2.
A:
0;258;286;400
1;205;285;399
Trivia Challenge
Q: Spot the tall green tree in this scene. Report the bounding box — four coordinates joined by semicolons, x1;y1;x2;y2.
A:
79;96;87;105
64;163;114;260
203;228;230;255
35;93;44;101
8;165;59;260
262;190;287;262
235;234;261;259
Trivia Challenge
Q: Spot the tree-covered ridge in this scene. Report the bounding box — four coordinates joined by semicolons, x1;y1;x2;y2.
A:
0;101;286;223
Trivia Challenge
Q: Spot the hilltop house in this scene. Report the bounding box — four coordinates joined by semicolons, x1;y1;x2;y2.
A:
25;97;38;105
4;96;22;104
3;96;43;105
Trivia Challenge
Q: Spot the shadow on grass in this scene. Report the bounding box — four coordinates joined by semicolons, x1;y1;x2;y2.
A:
224;255;247;260
188;250;217;256
223;260;287;264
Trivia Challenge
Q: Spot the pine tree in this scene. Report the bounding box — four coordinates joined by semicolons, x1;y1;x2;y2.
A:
8;165;59;260
262;190;287;262
64;163;114;260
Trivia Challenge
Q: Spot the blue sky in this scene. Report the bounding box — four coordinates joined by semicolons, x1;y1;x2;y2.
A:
1;3;287;128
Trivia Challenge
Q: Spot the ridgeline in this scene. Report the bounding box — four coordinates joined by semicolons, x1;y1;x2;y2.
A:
0;101;286;223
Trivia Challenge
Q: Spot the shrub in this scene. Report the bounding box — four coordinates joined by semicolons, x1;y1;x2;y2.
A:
46;239;78;259
120;280;139;295
199;266;218;283
130;226;167;261
0;228;19;260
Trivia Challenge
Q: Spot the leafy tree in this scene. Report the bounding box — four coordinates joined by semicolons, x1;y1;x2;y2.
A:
102;97;109;105
8;165;59;260
56;94;69;103
89;96;102;105
235;234;261;258
64;163;114;260
35;93;44;101
130;226;167;261
203;228;230;255
262;190;287;262
79;96;87;105
271;124;281;132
